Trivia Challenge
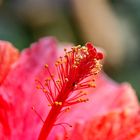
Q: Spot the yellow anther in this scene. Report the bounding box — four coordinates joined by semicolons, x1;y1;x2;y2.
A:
63;59;66;63
54;101;62;106
92;78;95;81
79;91;87;95
64;48;67;52
55;62;59;66
77;45;81;48
65;52;69;56
75;58;80;62
48;104;52;107
58;102;62;106
56;79;61;83
77;98;81;102
74;84;78;88
65;78;69;82
88;82;96;88
57;60;61;64
68;51;72;54
43;89;48;93
54;101;58;105
35;78;39;82
74;60;80;65
90;69;96;74
71;46;79;52
81;46;85;49
82;46;88;50
64;54;68;58
85;98;88;101
51;74;54;77
83;92;88;95
77;98;89;103
44;82;48;86
36;85;41;89
72;65;78;68
46;77;51;81
65;107;70;112
78;55;83;59
45;64;48;68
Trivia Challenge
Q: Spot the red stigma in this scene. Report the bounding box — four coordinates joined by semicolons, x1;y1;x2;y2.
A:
96;52;104;60
86;42;94;50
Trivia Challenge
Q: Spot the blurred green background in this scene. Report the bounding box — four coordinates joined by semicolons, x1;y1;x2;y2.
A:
0;0;140;99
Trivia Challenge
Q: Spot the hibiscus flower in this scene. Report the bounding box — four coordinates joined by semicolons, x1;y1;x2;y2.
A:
0;37;139;140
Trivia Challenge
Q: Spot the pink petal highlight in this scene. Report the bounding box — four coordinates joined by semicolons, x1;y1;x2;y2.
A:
0;37;58;139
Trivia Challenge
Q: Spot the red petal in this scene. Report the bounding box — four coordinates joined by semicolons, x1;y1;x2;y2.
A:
0;41;19;84
65;110;140;140
0;95;11;137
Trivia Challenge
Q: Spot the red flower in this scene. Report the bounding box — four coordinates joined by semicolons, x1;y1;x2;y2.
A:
0;37;139;140
37;42;103;140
